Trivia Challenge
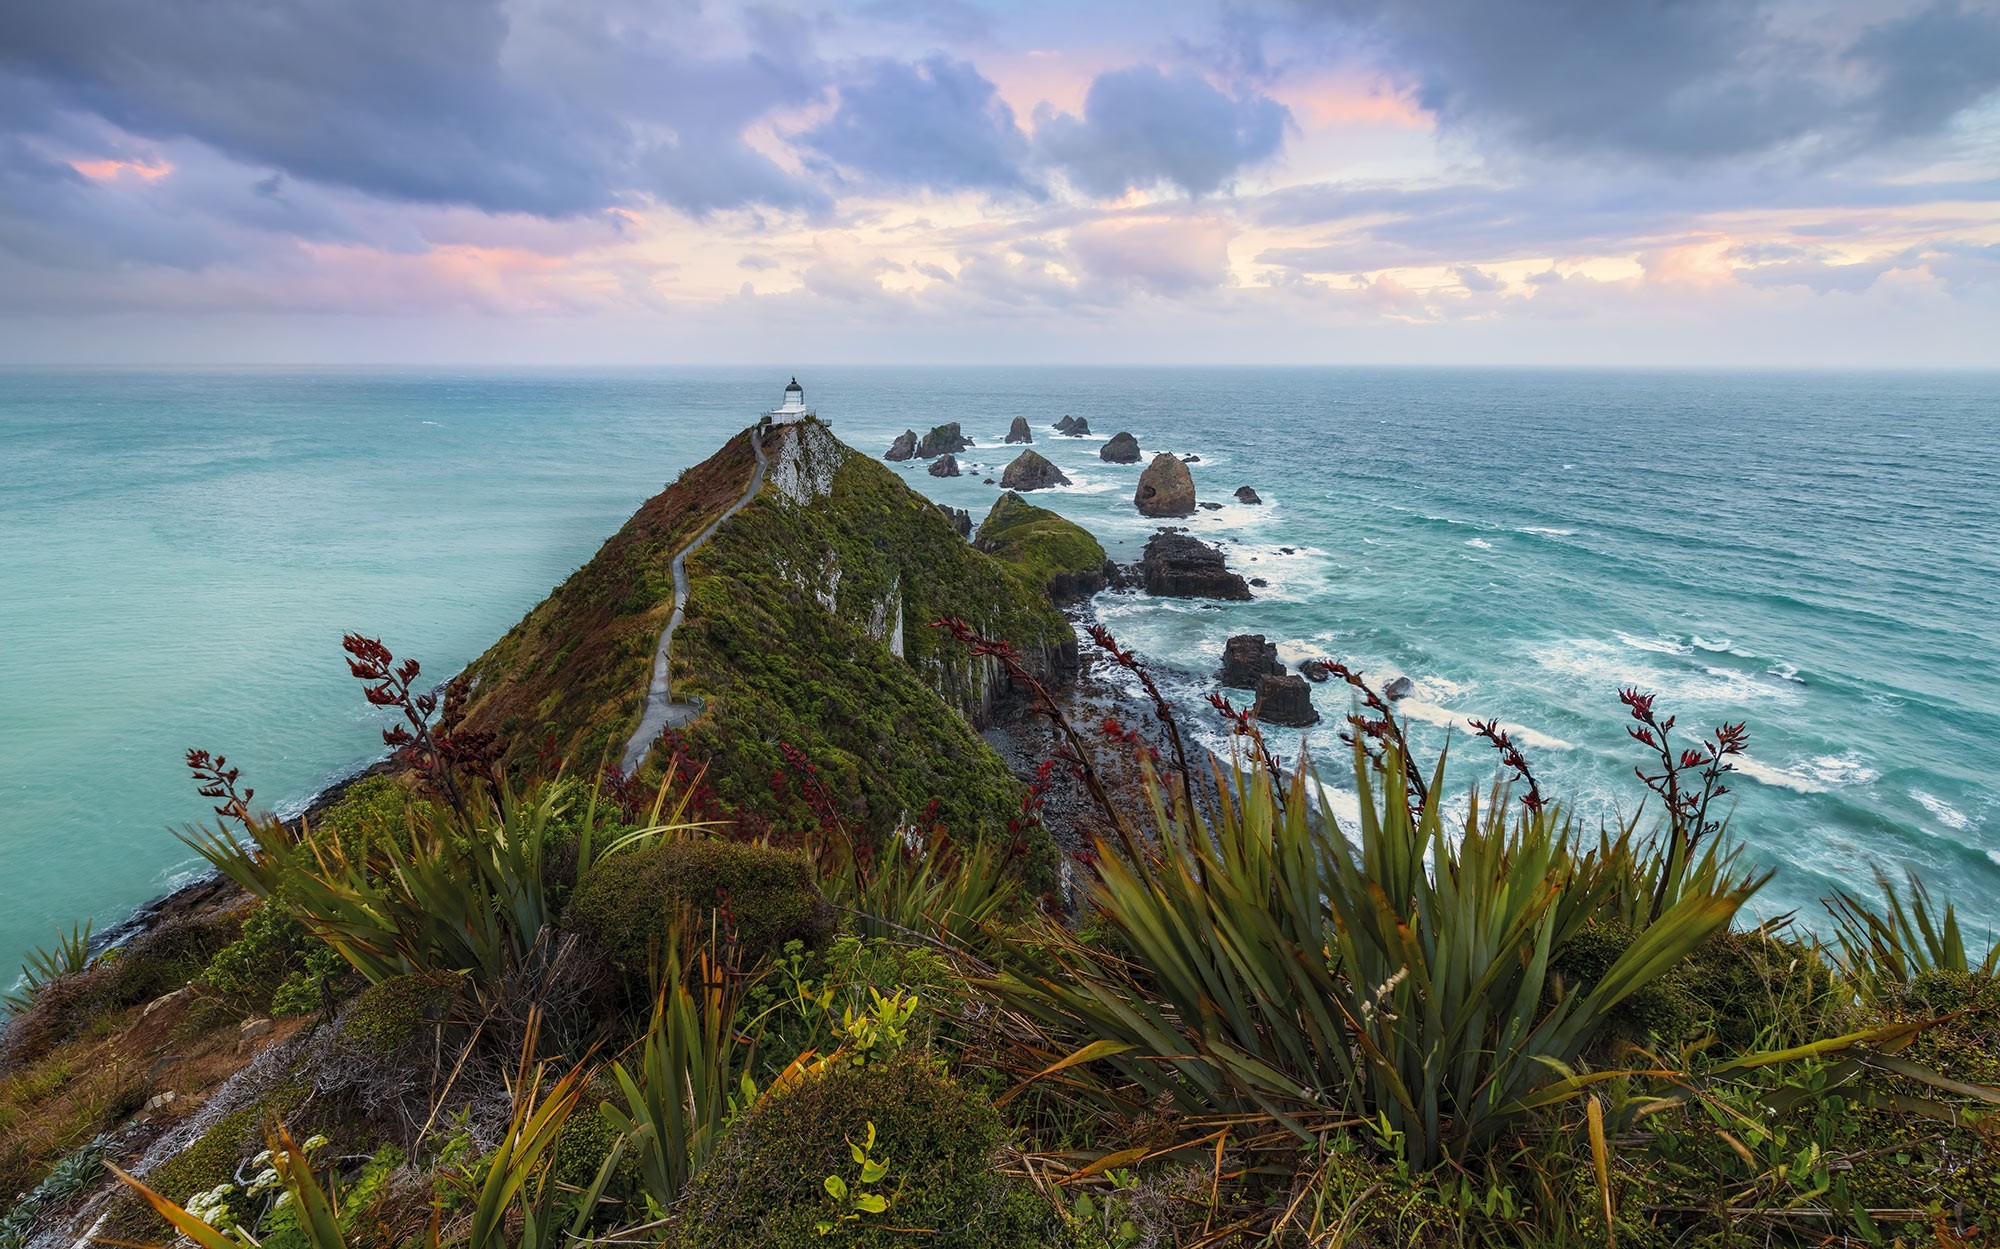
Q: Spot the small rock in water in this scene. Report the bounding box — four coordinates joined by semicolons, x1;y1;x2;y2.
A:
1101;431;1141;463
1005;416;1033;444
1052;415;1078;433
1135;453;1196;517
1234;486;1262;504
1219;634;1284;689
1249;577;1268;587
915;422;973;458
1063;417;1091;436
1199;501;1222;511
1383;675;1415;701
1253;673;1319;727
982;477;996;485
1279;546;1296;554
884;430;917;461
1181;453;1201;462
928;454;962;478
1000;449;1071;491
1299;659;1330;683
1139;529;1251;599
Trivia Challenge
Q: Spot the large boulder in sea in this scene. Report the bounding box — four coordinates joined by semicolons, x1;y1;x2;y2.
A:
1234;485;1262;504
928;454;961;478
915;422;972;458
1138;529;1251;600
1219;634;1283;689
1000;449;1071;491
1101;431;1141;464
1062;417;1091;436
1004;417;1033;444
1253;673;1319;727
1135;453;1196;517
1383;675;1415;701
976;491;1108;604
885;430;917;461
1052;415;1078;434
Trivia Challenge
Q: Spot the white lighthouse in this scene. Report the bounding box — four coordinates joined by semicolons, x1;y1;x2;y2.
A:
764;376;816;425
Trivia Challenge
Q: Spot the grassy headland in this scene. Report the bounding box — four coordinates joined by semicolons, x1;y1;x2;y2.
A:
2;422;1994;1249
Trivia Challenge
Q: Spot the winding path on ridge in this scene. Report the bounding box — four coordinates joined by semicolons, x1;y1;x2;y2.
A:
620;426;768;774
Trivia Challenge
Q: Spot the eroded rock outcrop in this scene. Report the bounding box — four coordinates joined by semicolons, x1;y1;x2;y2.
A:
1000;449;1071;491
1101;431;1141;463
1219;634;1283;689
915;422;972;458
1005;417;1033;444
1135;453;1196;517
1053;415;1079;434
1383;675;1415;701
1253;673;1319;727
885;430;916;461
1138;529;1250;600
1234;486;1262;504
928;454;961;478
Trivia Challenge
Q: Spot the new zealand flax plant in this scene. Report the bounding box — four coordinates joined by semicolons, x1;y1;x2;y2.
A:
993;735;1769;1170
179;764;707;986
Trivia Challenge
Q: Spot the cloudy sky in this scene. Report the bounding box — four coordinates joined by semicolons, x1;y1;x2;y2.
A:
3;0;1998;365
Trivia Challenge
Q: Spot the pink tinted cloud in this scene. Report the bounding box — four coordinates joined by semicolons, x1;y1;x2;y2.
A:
69;157;173;181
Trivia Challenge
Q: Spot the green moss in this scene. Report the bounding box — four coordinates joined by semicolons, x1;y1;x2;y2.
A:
567;838;834;997
974;491;1107;603
337;971;465;1051
676;1055;1054;1248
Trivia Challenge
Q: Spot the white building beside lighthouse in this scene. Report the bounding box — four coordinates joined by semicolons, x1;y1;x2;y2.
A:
764;377;816;425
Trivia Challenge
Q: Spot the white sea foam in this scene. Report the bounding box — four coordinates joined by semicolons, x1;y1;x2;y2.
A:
1616;631;1692;656
1531;638;1803;704
1769;662;1805;684
1913;791;1975;832
1808;754;1879;786
1466;537;1494;550
1518;526;1577;537
1396;699;1576;751
1691;635;1734;653
1732;755;1829;794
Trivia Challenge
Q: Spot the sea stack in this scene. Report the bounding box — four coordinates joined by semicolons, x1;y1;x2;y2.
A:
1062;417;1091;436
1138;529;1251;599
1234;485;1262;504
885;430;916;461
1000;449;1070;491
1052;415;1077;433
1219;634;1283;688
929;454;961;478
1101;431;1141;463
1135;452;1196;517
915;422;973;458
1005;417;1033;444
1253;673;1319;727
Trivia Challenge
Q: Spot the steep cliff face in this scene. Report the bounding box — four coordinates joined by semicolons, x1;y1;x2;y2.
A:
462;419;1070;840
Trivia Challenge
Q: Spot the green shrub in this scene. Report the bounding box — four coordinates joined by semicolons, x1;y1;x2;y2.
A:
312;775;428;863
337;971;465;1051
675;1055;1053;1248
199;901;351;1018
567;837;834;997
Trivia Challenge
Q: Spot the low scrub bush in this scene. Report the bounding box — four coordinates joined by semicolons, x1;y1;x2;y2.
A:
567;836;834;1000
675;1054;1052;1248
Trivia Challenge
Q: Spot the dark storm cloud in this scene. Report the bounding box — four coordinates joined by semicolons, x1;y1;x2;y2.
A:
1036;66;1291;197
1298;0;2000;166
0;0;823;219
800;56;1036;194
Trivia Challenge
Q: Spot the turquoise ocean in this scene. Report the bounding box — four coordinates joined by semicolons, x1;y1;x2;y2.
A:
2;367;1996;976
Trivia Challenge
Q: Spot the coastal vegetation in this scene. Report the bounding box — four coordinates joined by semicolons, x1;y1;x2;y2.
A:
2;423;1995;1248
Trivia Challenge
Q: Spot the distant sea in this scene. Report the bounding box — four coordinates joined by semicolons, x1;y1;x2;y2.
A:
3;367;1997;976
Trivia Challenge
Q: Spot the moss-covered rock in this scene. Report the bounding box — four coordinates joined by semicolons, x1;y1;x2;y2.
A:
567;838;834;996
975;491;1107;604
676;1055;1053;1248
